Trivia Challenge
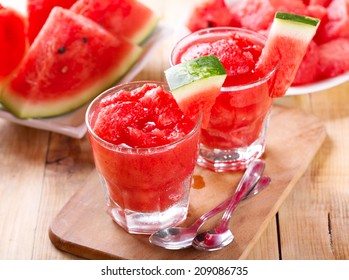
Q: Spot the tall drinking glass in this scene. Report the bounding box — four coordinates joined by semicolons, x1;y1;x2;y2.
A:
171;27;278;171
86;81;202;234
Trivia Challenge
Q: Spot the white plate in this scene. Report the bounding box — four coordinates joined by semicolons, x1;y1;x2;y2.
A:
173;17;349;96
286;71;349;95
0;25;171;138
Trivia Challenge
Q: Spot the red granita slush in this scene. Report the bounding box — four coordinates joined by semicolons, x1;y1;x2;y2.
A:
171;28;277;171
86;82;201;234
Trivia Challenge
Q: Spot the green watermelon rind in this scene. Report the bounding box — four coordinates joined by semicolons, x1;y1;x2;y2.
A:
272;12;320;42
1;47;142;119
275;12;320;27
133;14;159;45
168;75;226;106
165;55;227;91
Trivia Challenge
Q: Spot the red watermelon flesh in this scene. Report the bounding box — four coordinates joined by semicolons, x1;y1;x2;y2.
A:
93;84;196;148
230;0;275;33
270;0;307;14
186;0;237;32
293;40;319;85
325;0;349;38
0;4;27;88
230;0;308;34
70;0;158;44
306;4;327;20
257;35;310;97
308;0;332;6
316;38;349;79
1;7;142;119
27;0;77;44
314;0;349;43
327;0;349;20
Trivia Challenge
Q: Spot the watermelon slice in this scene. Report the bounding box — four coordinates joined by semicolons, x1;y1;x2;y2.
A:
256;12;320;97
70;0;158;45
1;7;142;119
0;4;27;92
165;55;227;128
27;0;78;44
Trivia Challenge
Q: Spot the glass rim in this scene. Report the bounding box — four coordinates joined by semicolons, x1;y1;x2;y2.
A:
85;80;203;153
170;26;279;91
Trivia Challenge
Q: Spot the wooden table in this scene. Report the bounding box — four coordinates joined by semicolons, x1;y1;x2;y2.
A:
1;0;349;260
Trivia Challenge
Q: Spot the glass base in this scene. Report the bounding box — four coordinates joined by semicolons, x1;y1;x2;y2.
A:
108;202;188;235
197;140;266;172
97;173;192;235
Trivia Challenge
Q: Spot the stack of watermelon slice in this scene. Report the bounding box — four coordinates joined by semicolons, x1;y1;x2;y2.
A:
186;0;349;85
0;0;158;119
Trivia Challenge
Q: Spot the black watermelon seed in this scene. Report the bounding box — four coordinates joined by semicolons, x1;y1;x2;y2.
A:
58;47;66;54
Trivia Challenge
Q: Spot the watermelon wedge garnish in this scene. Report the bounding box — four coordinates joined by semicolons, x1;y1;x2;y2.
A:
256;12;320;97
165;55;227;128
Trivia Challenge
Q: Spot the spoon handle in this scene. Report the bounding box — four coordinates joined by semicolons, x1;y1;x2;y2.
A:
190;195;234;230
215;160;265;233
191;160;265;231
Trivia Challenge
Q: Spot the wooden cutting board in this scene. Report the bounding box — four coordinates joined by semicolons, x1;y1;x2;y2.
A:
49;105;326;260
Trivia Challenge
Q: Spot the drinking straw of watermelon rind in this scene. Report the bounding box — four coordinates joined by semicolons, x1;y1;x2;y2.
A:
255;12;320;98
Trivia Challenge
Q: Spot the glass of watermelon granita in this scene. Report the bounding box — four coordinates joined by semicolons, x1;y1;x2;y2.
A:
170;27;278;171
85;81;202;234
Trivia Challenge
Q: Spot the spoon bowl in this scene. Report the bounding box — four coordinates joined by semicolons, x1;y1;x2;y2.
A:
149;227;198;250
192;160;268;251
193;229;234;251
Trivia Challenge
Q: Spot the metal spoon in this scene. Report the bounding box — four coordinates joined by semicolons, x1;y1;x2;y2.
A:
149;160;267;250
192;161;267;251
